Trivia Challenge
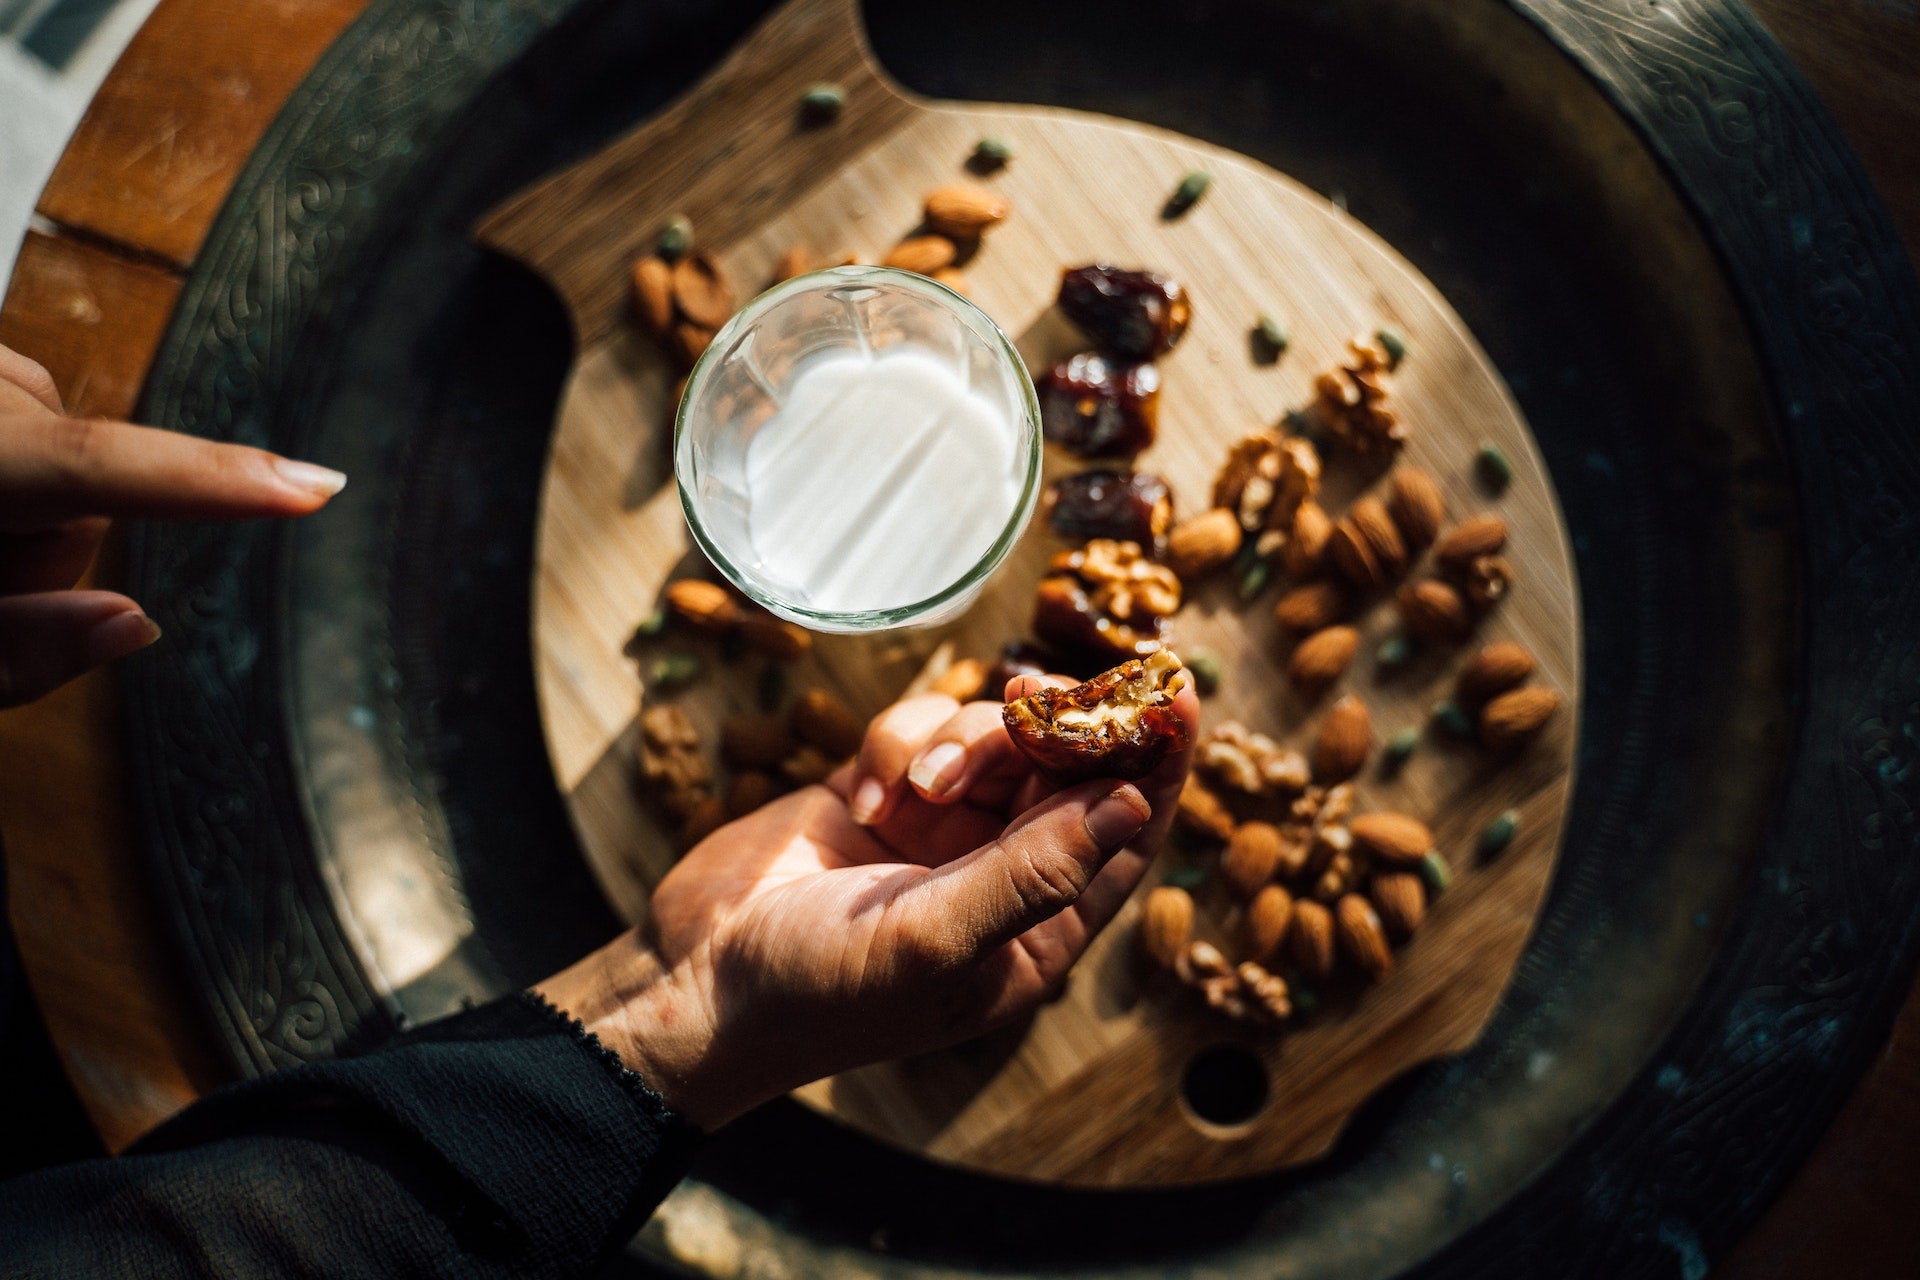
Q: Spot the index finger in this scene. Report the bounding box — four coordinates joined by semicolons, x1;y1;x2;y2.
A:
0;413;346;529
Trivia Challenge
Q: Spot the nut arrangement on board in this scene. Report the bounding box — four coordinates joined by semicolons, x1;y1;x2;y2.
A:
618;158;1565;1033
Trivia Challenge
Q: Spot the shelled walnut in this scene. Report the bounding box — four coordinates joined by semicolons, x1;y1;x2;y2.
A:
637;704;713;819
1195;720;1310;796
1211;431;1322;534
1310;334;1405;459
1033;539;1180;662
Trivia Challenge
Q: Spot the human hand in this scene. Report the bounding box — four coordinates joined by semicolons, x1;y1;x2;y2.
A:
535;673;1199;1129
0;342;347;707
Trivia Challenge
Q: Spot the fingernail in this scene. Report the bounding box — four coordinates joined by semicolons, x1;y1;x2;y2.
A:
849;775;887;825
85;611;162;666
1083;785;1149;848
907;741;967;798
273;457;348;498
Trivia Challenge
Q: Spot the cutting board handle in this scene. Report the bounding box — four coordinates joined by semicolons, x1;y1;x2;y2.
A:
476;0;917;343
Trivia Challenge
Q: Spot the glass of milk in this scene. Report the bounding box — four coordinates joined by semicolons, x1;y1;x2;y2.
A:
675;265;1041;633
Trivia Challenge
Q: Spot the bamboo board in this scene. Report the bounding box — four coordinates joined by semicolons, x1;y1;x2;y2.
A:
477;0;1579;1187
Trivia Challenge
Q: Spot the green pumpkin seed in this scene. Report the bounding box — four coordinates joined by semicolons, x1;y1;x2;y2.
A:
633;606;668;638
1419;851;1452;896
1186;650;1222;696
1167;169;1211;215
800;82;846;119
1376;633;1414;668
1479;809;1520;856
1383;726;1420;769
1431;700;1475;737
1256;312;1290;353
1375;325;1409;367
648;652;701;689
1476;442;1514;493
1163;865;1207;890
656;215;692;261
972;136;1014;167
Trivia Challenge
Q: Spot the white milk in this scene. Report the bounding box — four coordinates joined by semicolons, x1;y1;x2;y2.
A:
742;344;1022;614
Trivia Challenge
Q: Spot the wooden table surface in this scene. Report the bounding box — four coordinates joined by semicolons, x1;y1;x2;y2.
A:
0;0;1914;1269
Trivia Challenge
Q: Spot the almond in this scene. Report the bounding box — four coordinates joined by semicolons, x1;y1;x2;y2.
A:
1387;466;1446;549
739;613;813;660
882;233;958;275
923;184;1010;238
725;770;779;818
931;266;969;296
1349;812;1434;865
929;656;988;702
1289;898;1336;980
1328;517;1386;589
1480;686;1561;752
1370;871;1427;940
664;579;742;634
1287;624;1359;694
680;794;728;848
667;318;715;369
1282;500;1334;579
671;251;736;328
1140;885;1195;968
1456;641;1536;705
1244;884;1294;964
1223;821;1286;897
1274;580;1350;635
1436;513;1509;572
630;255;675;335
772;244;813;284
1177;774;1237;841
1350;496;1409;578
1164;508;1242;579
1336;893;1394;981
1313;694;1372;783
720;714;793;769
1395;578;1470;643
789;687;865;759
780;744;836;786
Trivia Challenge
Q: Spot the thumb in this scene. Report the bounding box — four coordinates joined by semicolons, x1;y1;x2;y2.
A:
0;590;160;708
904;780;1151;961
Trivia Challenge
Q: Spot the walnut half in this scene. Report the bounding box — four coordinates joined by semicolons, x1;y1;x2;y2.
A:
1002;650;1192;785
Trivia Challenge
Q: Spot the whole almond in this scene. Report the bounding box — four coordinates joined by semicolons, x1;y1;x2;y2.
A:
680;794;728;848
630;255;675;334
1436;513;1509;572
1336;893;1394;981
1480;686;1562;751
721;714;794;768
1370;871;1427;940
882;233;958;275
924;184;1011;238
1328;517;1386;589
1290;898;1336;980
726;770;779;818
1140;885;1195;968
668;318;715;369
664;579;742;634
772;244;813;284
789;687;865;759
929;656;988;702
1395;578;1470;643
1223;821;1286;897
1457;641;1536;705
1387;466;1446;549
1349;812;1434;865
1313;694;1372;783
1275;580;1350;634
1288;624;1360;694
671;251;736;329
932;266;969;296
1245;884;1295;964
1177;774;1238;841
1284;500;1335;578
739;613;812;660
1164;508;1242;579
1350;496;1409;578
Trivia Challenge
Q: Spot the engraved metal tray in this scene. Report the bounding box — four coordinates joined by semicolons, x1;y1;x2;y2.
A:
123;0;1920;1275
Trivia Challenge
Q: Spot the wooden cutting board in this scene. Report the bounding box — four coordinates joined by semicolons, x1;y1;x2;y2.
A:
476;0;1579;1187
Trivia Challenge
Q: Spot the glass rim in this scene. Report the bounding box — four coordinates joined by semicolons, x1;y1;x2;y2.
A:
673;265;1043;630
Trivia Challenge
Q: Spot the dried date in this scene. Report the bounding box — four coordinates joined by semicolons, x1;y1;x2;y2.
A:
1044;470;1174;548
1002;650;1192;785
1057;264;1192;359
1039;353;1161;457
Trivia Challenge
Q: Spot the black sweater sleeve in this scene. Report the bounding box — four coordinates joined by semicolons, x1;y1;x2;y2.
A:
0;992;700;1278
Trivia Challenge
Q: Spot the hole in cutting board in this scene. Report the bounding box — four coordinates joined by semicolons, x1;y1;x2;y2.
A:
1179;1044;1270;1132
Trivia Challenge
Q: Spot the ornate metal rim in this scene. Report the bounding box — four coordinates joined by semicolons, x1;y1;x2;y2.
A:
124;0;1920;1272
